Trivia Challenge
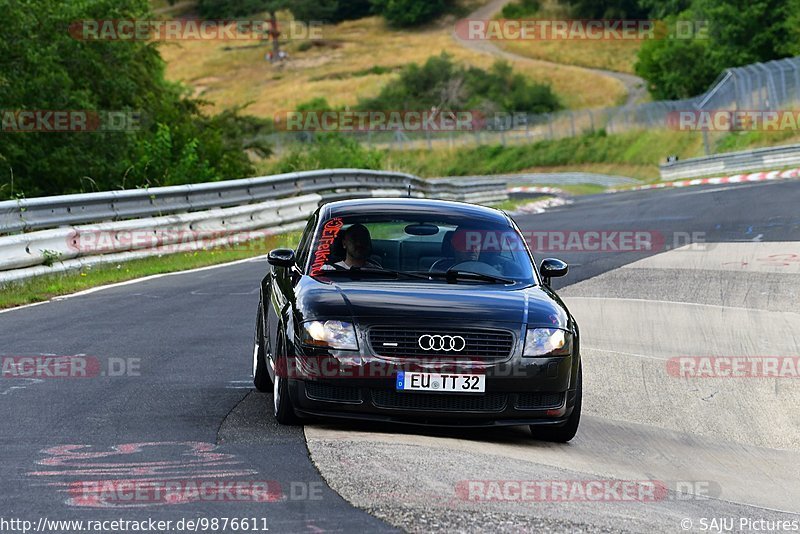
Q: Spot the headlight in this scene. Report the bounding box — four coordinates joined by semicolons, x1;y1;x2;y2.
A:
301;320;359;351
523;328;571;357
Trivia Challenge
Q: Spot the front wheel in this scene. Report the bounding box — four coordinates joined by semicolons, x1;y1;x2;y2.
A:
530;364;582;443
273;335;300;425
253;307;272;392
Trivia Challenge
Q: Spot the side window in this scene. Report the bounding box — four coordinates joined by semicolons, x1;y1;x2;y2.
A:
294;215;318;269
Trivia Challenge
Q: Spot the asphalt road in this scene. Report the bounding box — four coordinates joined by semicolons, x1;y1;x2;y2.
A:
1;180;798;533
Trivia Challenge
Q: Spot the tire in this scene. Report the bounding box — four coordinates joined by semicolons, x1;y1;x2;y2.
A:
531;364;582;443
252;306;272;392
272;334;300;425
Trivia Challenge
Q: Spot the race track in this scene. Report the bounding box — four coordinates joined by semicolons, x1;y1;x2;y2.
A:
1;180;798;533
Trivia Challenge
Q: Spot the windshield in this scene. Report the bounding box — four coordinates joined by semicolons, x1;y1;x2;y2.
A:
307;215;535;284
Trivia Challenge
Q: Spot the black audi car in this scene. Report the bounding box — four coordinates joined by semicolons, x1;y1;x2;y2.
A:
253;198;582;442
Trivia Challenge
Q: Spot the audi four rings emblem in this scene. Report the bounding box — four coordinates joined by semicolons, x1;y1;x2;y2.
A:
418;335;466;352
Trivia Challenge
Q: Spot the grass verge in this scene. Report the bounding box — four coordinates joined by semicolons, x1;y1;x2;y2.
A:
383;129;705;178
0;232;301;310
491;195;554;211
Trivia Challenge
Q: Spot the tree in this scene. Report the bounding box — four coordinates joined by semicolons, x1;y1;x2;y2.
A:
567;0;647;18
196;0;277;17
289;0;373;22
634;0;795;100
0;0;259;198
780;0;800;55
500;0;541;18
637;0;692;17
635;29;717;99
197;0;372;22
369;0;450;27
692;0;791;68
196;0;288;58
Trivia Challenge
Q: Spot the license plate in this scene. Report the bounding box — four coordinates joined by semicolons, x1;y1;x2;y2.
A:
396;371;485;393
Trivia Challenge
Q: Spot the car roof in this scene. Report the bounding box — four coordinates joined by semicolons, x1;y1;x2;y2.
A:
321;198;510;224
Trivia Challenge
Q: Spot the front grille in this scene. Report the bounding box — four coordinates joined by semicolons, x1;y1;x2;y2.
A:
305;382;362;403
371;390;507;412
515;392;564;410
368;327;515;359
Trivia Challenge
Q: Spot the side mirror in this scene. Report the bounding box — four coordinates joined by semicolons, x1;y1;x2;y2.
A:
539;258;568;286
268;248;296;268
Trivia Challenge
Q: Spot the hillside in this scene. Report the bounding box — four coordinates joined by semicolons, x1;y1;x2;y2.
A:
157;2;632;118
491;0;643;75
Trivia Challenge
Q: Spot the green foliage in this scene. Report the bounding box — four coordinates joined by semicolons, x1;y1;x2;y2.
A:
782;0;800;56
196;0;283;17
635;0;796;100
500;0;541;18
383;130;702;178
296;97;334;112
634;23;717;99
197;0;372;22
40;250;62;268
289;0;373;22
467;61;561;114
125;123;216;187
637;0;692;17
272;134;384;173
357;53;561;114
0;0;262;199
369;0;449;27
694;0;792;68
567;0;647;18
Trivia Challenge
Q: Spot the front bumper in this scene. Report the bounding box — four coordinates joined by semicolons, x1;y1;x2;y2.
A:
283;352;579;427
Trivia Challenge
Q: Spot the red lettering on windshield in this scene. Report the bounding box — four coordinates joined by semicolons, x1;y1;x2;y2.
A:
310;218;344;276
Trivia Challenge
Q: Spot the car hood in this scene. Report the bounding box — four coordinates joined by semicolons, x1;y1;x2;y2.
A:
295;278;570;328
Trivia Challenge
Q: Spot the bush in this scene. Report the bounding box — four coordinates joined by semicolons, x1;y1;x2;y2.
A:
196;0;276;17
567;0;647;18
500;0;540;18
370;0;449;27
271;134;384;173
357;53;561;115
290;0;373;22
197;0;373;22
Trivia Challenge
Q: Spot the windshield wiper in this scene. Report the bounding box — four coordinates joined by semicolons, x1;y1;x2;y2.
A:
426;269;515;285
319;267;431;280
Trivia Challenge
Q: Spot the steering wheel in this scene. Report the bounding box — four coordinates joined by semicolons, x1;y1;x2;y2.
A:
448;261;503;277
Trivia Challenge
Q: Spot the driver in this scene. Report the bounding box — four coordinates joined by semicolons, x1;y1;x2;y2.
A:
325;223;381;270
430;227;482;272
451;228;481;264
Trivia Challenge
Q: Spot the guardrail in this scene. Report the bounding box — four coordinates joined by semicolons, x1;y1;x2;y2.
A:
0;169;508;283
0;169;428;234
660;144;800;180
